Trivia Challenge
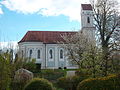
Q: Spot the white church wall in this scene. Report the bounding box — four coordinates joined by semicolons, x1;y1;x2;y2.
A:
19;42;45;67
19;42;79;69
46;44;55;68
45;44;66;69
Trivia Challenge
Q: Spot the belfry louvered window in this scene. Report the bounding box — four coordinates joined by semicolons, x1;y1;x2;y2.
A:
87;17;90;23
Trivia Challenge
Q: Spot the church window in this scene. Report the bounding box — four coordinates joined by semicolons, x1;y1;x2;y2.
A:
49;49;53;59
60;49;63;59
29;49;32;58
37;50;40;59
87;17;90;23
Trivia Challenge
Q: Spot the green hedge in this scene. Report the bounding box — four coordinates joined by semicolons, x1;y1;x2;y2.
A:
75;69;90;76
34;69;65;82
56;76;87;90
24;78;54;90
72;76;87;90
57;76;72;90
77;74;120;90
11;81;25;90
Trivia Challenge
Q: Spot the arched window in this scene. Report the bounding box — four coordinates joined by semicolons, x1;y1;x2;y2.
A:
49;49;53;59
87;17;90;23
60;49;63;59
37;50;40;59
29;50;32;58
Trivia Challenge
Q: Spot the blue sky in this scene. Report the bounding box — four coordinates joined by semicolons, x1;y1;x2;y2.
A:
0;0;90;46
0;6;80;42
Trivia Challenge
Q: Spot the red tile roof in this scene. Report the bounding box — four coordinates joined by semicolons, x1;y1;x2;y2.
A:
18;31;77;44
81;4;92;10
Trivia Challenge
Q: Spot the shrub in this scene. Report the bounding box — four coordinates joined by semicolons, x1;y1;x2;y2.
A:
72;75;88;90
34;69;65;82
23;59;36;72
0;54;11;90
75;69;89;76
57;76;72;90
24;78;54;90
77;78;105;90
77;74;120;90
56;76;87;90
11;81;25;90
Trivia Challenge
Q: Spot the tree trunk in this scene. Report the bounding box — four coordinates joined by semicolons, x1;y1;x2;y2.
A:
102;45;109;76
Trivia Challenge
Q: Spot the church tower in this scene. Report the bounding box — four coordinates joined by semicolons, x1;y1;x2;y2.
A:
81;4;95;41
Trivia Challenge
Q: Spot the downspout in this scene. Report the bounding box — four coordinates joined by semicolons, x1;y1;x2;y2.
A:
45;43;47;69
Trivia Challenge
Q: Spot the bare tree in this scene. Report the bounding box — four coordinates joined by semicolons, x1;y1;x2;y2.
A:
92;0;120;76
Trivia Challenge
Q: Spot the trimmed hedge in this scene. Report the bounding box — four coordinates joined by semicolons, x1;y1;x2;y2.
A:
34;69;65;82
77;74;120;90
24;78;54;90
56;76;87;90
72;76;87;90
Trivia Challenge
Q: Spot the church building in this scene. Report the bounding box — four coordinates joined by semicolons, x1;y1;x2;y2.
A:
18;4;95;69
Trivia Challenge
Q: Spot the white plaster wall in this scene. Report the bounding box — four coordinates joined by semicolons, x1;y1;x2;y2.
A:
18;42;45;67
81;8;96;43
19;43;62;68
45;44;66;69
82;27;96;41
18;42;76;69
81;9;94;28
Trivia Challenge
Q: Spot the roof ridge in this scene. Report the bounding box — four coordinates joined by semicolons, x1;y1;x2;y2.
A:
26;31;78;32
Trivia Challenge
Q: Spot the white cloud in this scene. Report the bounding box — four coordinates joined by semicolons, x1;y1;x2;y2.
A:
0;0;90;22
0;41;18;50
0;5;3;14
0;8;3;14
